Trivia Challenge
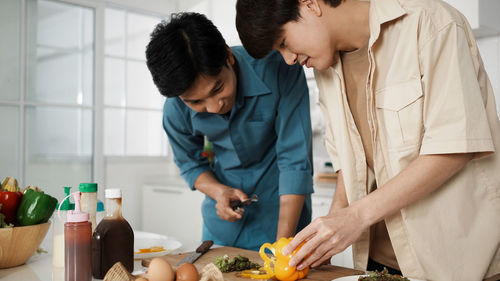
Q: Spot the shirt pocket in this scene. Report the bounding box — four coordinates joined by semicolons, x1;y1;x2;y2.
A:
247;111;273;123
375;79;424;147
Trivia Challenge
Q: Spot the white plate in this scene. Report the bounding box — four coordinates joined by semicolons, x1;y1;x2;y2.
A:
134;231;182;259
333;275;422;281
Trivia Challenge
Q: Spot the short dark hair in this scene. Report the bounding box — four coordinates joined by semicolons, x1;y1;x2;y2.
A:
146;12;228;97
236;0;342;59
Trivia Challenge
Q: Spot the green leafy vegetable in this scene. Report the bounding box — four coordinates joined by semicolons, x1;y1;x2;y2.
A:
214;254;260;273
358;267;410;281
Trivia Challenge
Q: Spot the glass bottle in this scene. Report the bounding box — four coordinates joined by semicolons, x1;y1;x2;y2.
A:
92;188;134;279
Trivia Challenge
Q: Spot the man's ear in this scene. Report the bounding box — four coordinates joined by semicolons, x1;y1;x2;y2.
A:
226;45;235;66
299;0;322;17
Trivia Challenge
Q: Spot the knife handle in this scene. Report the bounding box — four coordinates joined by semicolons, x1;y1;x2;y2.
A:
196;240;214;253
230;200;241;210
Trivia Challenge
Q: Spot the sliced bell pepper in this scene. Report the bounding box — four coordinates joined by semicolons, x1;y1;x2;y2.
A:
16;188;58;226
241;268;274;279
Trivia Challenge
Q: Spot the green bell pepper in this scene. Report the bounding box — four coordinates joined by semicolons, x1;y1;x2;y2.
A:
16;189;58;226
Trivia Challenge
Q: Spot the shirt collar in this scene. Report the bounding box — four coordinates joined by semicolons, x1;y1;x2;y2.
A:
233;51;271;97
368;0;407;47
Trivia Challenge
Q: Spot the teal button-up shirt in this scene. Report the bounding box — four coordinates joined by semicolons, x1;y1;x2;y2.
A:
163;46;313;250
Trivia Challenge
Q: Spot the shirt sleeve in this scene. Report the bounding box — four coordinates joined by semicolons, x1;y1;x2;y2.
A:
163;99;211;190
419;22;494;155
275;62;314;196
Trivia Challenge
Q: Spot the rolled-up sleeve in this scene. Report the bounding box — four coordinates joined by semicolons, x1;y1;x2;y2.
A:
163;99;211;189
419;22;494;155
275;63;314;196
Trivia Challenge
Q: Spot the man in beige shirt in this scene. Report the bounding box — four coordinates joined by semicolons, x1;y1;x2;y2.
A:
236;0;500;280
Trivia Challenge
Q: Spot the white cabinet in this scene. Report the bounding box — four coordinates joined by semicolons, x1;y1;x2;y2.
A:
142;182;205;251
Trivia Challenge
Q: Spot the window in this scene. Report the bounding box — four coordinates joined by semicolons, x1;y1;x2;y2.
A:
0;0;169;194
103;8;167;156
0;0;94;192
0;0;22;179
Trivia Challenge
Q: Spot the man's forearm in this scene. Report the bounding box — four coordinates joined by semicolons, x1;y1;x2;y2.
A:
277;194;306;240
352;153;473;228
193;170;228;200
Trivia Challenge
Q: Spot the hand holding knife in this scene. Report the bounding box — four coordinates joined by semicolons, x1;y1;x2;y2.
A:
230;194;258;213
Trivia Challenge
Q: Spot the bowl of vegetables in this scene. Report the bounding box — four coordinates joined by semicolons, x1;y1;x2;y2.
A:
0;177;57;268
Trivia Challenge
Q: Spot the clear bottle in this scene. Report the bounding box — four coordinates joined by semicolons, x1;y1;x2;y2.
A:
53;186;74;268
92;188;134;279
79;183;98;231
65;192;92;281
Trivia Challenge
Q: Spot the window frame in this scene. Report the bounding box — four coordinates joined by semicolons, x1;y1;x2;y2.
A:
0;0;172;186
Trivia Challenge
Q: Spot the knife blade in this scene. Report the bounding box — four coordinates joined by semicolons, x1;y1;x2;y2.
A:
177;240;214;266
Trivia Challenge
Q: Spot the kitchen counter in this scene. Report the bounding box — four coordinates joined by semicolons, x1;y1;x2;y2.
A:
0;253;147;281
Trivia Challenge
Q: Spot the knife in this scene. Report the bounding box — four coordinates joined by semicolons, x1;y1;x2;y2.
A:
177;240;214;266
230;194;259;211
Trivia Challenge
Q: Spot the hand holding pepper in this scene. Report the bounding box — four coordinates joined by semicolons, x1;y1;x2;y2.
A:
242;237;309;280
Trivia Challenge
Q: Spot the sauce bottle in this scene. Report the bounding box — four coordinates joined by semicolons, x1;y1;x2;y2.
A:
92;188;134;279
79;183;98;231
53;186;74;268
65;191;92;281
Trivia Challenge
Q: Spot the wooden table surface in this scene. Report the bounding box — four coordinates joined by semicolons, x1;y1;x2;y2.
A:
142;246;364;280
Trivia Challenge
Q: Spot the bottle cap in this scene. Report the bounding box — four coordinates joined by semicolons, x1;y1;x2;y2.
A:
79;183;97;193
97;200;104;212
105;188;122;199
56;186;74;211
66;192;89;223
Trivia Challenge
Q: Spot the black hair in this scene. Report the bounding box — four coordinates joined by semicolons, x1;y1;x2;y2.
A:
145;12;228;97
236;0;342;59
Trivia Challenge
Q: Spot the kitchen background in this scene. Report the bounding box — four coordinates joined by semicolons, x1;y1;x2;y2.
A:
0;0;499;266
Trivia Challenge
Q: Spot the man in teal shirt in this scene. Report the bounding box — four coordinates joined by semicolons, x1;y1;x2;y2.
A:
146;12;313;250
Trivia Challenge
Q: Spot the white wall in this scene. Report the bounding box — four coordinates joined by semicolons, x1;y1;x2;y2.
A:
177;0;241;46
104;155;180;229
477;35;500;117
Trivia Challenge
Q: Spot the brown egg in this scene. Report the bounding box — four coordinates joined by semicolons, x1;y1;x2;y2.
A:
176;262;200;281
147;258;175;281
136;278;149;281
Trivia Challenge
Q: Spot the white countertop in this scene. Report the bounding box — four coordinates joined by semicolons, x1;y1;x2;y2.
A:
0;253;147;281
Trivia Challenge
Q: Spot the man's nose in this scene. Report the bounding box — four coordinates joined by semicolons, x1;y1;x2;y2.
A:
280;50;298;65
206;99;223;114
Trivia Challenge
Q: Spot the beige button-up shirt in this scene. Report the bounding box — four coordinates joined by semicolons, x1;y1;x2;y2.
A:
315;0;500;280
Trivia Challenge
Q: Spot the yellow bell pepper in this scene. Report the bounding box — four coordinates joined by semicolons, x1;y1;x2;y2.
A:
241;237;309;280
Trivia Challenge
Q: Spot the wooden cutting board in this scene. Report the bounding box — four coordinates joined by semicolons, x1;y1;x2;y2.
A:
142;246;364;280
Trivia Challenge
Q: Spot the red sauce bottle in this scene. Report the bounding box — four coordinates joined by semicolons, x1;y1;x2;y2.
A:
65;192;92;281
92;188;134;279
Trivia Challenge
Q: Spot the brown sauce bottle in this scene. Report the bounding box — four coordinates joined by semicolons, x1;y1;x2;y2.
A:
92;189;134;279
